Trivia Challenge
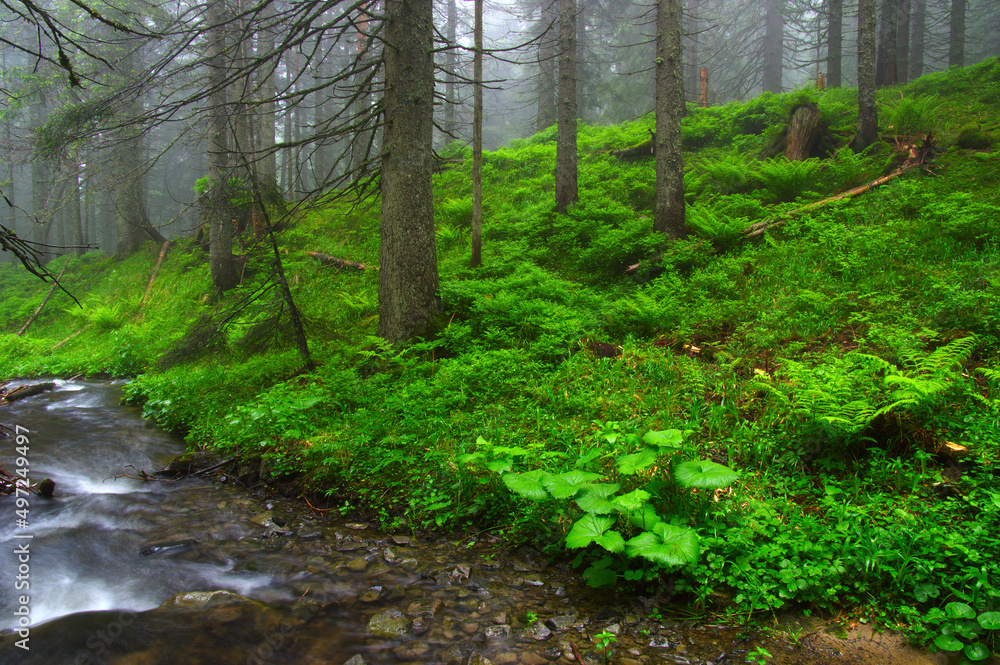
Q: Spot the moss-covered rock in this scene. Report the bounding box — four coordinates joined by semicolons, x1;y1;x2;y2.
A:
956;126;993;149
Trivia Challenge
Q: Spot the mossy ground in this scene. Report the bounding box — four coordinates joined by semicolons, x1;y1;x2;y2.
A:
3;59;1000;642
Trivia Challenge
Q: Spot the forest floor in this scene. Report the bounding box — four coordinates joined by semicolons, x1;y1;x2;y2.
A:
2;58;1000;659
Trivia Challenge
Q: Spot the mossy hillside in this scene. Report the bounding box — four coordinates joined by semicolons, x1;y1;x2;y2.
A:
2;60;1000;634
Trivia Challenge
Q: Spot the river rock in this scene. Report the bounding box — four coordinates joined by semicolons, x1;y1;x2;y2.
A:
648;636;670;648
394;641;430;659
391;534;412;546
546;614;578;631
347;556;370;571
485;624;512;641
407;598;443;618
250;511;275;527
369;608;410;638
344;655;369;665
345;522;369;530
140;539;195;558
165;590;249;608
520;651;549;665
518;623;553;641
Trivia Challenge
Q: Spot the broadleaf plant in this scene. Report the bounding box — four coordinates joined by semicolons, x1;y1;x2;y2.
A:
498;428;738;588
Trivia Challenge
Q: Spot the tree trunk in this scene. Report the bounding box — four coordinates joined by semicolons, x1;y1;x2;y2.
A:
256;1;279;196
827;0;843;87
554;0;578;213
653;0;685;238
876;0;898;86
949;0;965;68
895;0;910;82
536;0;558;132
684;0;701;103
857;0;879;150
206;0;237;292
444;0;458;138
470;0;483;269
30;93;52;258
68;153;83;257
908;0;925;78
378;0;440;343
762;0;783;94
114;42;152;259
351;2;374;183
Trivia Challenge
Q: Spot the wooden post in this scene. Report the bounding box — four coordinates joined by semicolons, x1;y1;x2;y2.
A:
699;68;709;107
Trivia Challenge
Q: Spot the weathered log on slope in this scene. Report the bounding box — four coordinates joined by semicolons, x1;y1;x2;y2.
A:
745;133;937;239
306;251;375;271
611;136;656;161
784;103;823;160
17;255;72;336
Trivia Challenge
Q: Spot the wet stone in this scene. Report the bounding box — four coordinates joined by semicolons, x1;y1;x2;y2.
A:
519;623;553;642
249;511;275;527
391;534;413;546
469;654;495;665
553;587;567;597
368;608;410;638
345;522;369;530
493;653;518;665
604;623;621;635
344;656;369;665
360;587;382;602
407;598;443;618
648;636;670;648
347;556;370;572
546;615;577;631
337;541;367;552
383;547;398;563
493;612;508;625
412;617;430;636
520;651;549;665
393;642;430;659
463;622;479;634
541;647;562;660
485;624;512;641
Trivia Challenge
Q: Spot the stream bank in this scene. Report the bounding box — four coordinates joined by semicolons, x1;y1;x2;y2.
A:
0;381;949;665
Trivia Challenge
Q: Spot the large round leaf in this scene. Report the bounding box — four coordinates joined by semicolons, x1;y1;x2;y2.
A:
964;642;990;661
502;471;550;501
543;470;603;499
933;635;964;652
946;602;977;620
626;523;699;566
576;490;617;514
612;489;651;512
642;430;684;450
977;612;1000;630
674;460;739;489
617;448;657;475
627;504;663;531
565;514;616;549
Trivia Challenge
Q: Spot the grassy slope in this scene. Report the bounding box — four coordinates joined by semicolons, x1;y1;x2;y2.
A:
3;59;1000;634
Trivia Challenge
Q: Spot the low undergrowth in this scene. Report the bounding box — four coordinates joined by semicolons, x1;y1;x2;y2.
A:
2;59;1000;654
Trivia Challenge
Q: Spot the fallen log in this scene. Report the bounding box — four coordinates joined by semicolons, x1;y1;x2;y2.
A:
17;255;72;336
1;382;56;404
745;133;937;239
306;251;375;271
139;241;171;309
610;134;656;162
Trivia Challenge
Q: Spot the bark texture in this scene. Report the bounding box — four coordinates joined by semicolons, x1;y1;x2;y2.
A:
206;0;237;292
876;0;898;86
554;0;578;213
654;0;686;238
762;0;784;94
896;0;910;82
857;0;879;150
948;0;965;68
536;0;558;132
378;0;441;343
827;0;843;87
908;0;925;79
470;0;484;269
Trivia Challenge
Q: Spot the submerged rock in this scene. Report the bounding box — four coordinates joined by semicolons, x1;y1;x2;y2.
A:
140;539;196;558
368;607;410;638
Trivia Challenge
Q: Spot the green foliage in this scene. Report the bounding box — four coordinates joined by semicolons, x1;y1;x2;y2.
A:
497;428;737;588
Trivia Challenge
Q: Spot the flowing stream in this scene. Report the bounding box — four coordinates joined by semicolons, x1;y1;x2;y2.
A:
0;381;945;665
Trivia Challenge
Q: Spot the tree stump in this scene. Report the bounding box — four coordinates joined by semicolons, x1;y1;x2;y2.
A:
784;103;823;160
